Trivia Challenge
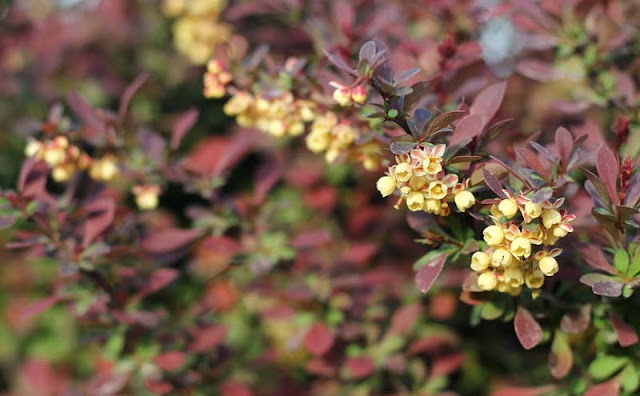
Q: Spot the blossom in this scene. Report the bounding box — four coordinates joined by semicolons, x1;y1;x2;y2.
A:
471;252;491;271
133;185;161;210
497;198;518;218
376;176;396;197
492;248;512;267
406;191;425;211
394;162;413;182
538;256;559;276
454;190;475;212
351;85;368;104
524;201;542;219
427;180;447;200
510;237;532;258
541;209;562;228
478;272;498;291
483;225;504;246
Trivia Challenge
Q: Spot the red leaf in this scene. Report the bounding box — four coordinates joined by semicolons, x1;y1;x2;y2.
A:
253;157;283;204
578;246;618;275
137;269;179;299
219;381;253;396
67;92;105;134
514;306;543;350
21;295;62;319
345;356;376;379
596;145;620;205
17;157;48;198
555;127;573;169
469;81;507;128
516;59;556;82
83;198;116;247
610;313;639;347
450;114;485;146
142;228;201;254
585;378;621;396
430;353;464;378
415;254;446;293
303;322;334;356
388;304;423;335
154;352;186;371
515;147;550;181
190;325;227;353
170;108;199;150
492;385;556;396
118;72;149;119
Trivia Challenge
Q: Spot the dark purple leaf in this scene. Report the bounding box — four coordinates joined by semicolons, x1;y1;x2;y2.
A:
390;139;416;155
253;157;283;204
18;157;48;198
388;304;423;335
395;67;421;84
483;168;507;198
415;254;446;293
403;81;429;110
610;313;639;347
142;228;201;254
82;198;116;247
427;110;467;137
555;127;573;169
171;108;199;150
469;81;507;128
450;114;485;146
324;50;357;75
596;145;620;206
582;168;613;210
118;72;149;119
413;108;432;132
529;141;558;164
514;306;543;350
358;41;376;63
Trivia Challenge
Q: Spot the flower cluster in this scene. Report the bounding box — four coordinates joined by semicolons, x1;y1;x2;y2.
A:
471;193;576;296
203;59;232;98
162;0;231;65
25;136;93;182
223;90;316;137
376;144;475;215
329;81;368;107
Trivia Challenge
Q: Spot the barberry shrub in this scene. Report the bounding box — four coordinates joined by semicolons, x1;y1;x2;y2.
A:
1;0;640;395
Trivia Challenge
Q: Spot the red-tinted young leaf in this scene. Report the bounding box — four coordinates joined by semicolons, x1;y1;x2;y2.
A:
430;353;464;378
561;305;591;334
514;306;543;350
20;295;62;319
578;246;618;275
303;322;334;356
483;168;507;198
154;352;186;371
190;325;227;353
345;356;376;379
584;378;621;396
426;110;467;137
82;198;116;247
415;254;446;293
137;269;179;299
469;81;507;128
515;147;550;181
324;50;357;75
549;331;573;379
118;72;149;120
388;304;423;335
610;313;639;347
170;108;199;150
596;145;620;205
555;127;573;169
142;228;201;254
219;381;253;396
450;114;485;146
592;281;623;297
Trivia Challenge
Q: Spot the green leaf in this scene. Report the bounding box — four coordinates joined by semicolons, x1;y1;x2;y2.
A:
621;363;640;393
588;355;628;381
480;298;504;321
614;249;630;275
629;248;640;277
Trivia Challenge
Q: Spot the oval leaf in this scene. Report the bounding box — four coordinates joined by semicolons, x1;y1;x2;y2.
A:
514;306;543;350
414;254;446;294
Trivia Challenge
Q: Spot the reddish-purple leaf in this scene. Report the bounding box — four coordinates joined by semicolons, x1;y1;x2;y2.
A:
427;110;467;137
592;281;623;297
388;304;423;335
138;269;179;299
483;168;507;198
21;296;62;318
549;331;573;379
596;145;620;205
190;325;227;353
17;157;48;198
469;81;507;128
450;114;485;146
303;322;334;356
82;198;116;247
514;306;543;350
516;59;556;82
253;157;283;204
515;147;550;181
154;352;186;371
323;50;357;75
584;378;621;396
142;228;201;254
578;246;618;275
415;254;446;293
561;305;591;334
555;127;573;169
67;92;105;133
170;108;199;150
118;72;149;119
345;356;376;379
219;381;253;396
610;313;639;347
430;353;464;378
492;385;556;396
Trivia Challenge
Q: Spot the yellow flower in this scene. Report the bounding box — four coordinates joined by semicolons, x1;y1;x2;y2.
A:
43;147;66;167
394;163;413;182
288;121;305;136
376;176;396;197
525;270;545;289
223;92;252;115
423;156;443;175
552;226;569;238
424;199;441;214
454;190;475;212
504;267;524;288
524;201;542;219
471;251;491;271
24;139;43;157
542;209;562;229
332;87;352;107
510;237;532;258
52;163;75;182
497;198;519;218
492;248;512;267
133;185;161;210
162;0;186;16
478;272;498;291
538;256;559;276
351;85;368;104
483;225;504;246
406;191;425;211
427;180;447;200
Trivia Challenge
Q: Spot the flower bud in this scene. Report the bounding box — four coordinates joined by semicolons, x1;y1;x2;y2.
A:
510;237;532;258
497;198;519;218
133;185;161;210
454;190;475;212
478;272;498;291
492;248;512;267
542;209;562;229
351;85;368;104
538;256;559;276
24;139;43;157
525;270;545;289
333;87;352;107
504;267;524;288
394;162;413;182
471;251;491;271
483;225;504;246
406;191;425;211
376;176;396;197
524;201;542;219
